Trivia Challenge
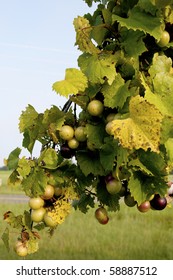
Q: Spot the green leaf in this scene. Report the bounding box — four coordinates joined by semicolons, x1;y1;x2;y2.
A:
121;29;147;57
7;170;21;188
110;95;163;153
3;211;23;229
19;104;38;133
22;167;48;197
141;54;173;118
73;16;100;54
165;138;173;163
17;157;34;178
160;116;173;144
23;211;32;230
1;227;10;252
76;151;105;176
113;6;162;40
128;173;150;204
86;123;105;149
128;158;153;175
116;146;129;169
6;147;21;170
20;111;45;154
43;105;65;127
38;148;58;170
100;137;118;172
73;193;95;213
137;149;168;177
129;171;168;205
137;0;157;15
78;51;121;85
52;68;88;97
102;74;132;109
91;15;109;46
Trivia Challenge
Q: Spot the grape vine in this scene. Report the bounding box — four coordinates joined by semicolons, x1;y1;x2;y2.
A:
2;0;173;257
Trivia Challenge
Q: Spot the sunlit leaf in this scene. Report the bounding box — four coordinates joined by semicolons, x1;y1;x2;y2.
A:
78;51;121;85
73;16;100;54
52;68;88;97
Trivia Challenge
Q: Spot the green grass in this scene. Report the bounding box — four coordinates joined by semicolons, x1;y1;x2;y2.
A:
1;202;173;260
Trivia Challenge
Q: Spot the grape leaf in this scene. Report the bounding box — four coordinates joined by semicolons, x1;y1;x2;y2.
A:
137;0;157;16
17;157;34;178
78;51;121;85
76;151;105;176
22;167;48;197
149;53;172;76
116;145;129;169
3;211;23;229
6;147;21;169
38;148;58;170
91;12;109;46
121;29;147;57
128;158;153;175
109;95;163;153
112;6;162;40
23;211;32;230
86;123;105;149
100;137;118;172
20;112;45;153
73;16;100;54
19;104;38;133
128;173;149;204
165;138;173;163
129;171;168;205
43;105;65;129
101;74;132;109
7;170;21;188
160;116;173;144
141;56;173;118
137;149;168;177
73;193;95;213
52;68;88;97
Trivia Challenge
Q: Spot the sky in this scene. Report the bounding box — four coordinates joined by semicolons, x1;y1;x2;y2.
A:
0;0;96;166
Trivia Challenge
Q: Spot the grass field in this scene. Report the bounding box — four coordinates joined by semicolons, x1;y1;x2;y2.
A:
1;202;173;260
1;171;173;260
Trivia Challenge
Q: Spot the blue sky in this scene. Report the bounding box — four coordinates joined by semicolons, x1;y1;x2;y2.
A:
0;0;96;166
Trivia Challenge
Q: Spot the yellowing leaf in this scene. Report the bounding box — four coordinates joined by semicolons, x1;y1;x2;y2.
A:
73;16;100;54
110;95;163;153
52;68;88;97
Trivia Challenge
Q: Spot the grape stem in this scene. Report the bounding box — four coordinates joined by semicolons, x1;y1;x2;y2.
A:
62;99;72;112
